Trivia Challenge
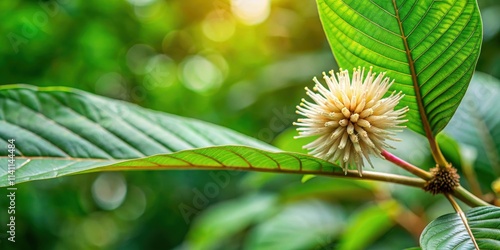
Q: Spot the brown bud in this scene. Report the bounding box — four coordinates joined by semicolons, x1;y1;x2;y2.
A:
423;165;460;195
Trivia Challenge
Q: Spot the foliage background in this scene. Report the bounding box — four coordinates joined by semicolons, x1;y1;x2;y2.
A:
0;0;499;249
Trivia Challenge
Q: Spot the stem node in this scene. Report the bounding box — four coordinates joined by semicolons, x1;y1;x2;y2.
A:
424;165;460;195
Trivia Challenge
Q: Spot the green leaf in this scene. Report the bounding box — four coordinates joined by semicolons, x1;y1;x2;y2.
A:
0;85;275;156
445;72;500;183
243;200;345;250
0;85;274;186
420;206;500;249
437;133;463;169
301;174;316;183
185;194;278;250
316;0;482;137
338;200;400;250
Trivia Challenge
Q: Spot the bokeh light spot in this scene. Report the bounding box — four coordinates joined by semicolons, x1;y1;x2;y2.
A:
143;54;177;89
126;44;156;74
180;55;223;94
91;173;127;210
202;10;236;42
133;1;168;22
115;186;147;221
82;213;119;247
126;0;156;7
231;0;271;25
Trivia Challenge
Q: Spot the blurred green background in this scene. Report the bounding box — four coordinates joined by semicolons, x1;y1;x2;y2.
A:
0;0;499;249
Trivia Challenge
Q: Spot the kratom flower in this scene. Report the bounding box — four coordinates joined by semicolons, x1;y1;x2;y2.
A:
294;67;408;173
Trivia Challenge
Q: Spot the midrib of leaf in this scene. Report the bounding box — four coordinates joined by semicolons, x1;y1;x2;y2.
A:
458;212;480;250
0;156;111;161
445;193;480;250
0;146;427;188
93;146;426;188
391;0;446;166
0;157;118;181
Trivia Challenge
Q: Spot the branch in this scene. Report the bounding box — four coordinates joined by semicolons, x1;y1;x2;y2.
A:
166;167;427;188
316;170;426;188
453;185;491;207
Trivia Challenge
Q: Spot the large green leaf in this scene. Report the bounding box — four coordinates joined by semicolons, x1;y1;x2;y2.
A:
338;200;400;250
243;200;345;250
0;85;275;156
184;194;278;250
316;0;482;137
420;206;500;249
444;72;500;186
0;85;271;185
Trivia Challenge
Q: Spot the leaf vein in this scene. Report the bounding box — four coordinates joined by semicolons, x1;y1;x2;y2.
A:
405;0;437;39
48;94;149;157
413;2;471;64
338;1;402;37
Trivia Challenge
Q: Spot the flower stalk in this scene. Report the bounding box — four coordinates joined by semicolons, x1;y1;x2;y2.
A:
381;150;432;180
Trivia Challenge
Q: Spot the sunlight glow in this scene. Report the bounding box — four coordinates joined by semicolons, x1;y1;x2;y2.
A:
202;10;236;42
231;0;270;25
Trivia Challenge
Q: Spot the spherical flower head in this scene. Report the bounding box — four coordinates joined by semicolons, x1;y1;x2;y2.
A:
294;67;409;174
